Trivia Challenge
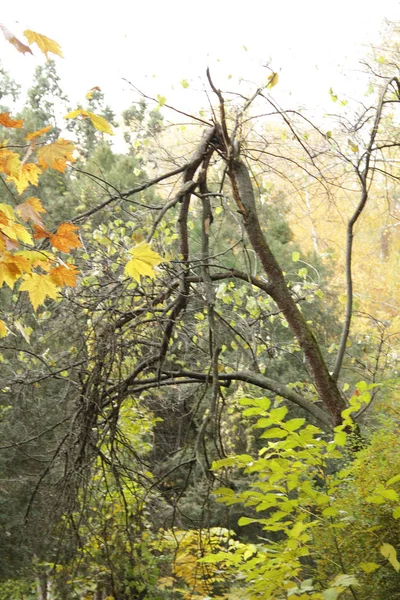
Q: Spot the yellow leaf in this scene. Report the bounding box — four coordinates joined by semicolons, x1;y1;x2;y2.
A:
348;139;359;153
0;252;31;289
65;109;114;135
0;319;8;338
37;139;75;172
380;543;400;572
19;273;60;311
7;163;41;194
0;112;23;128
0;149;21;179
0;24;32;55
125;242;164;282
13;223;33;245
267;72;279;89
23;30;63;59
25;125;52;141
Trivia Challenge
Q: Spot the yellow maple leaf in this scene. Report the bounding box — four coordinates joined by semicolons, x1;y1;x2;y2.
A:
0;24;32;55
267;72;279;89
19;273;60;311
50;264;79;287
124;242;164;282
0;112;23;128
0;252;31;289
8;163;41;194
37;139;75;172
65;109;114;135
0;319;8;338
16;197;46;228
23;30;63;59
25;125;52;141
0;149;21;179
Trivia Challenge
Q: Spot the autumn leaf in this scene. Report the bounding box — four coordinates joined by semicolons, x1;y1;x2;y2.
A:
86;86;101;100
16;197;47;228
50;264;79;287
24;30;63;59
25;125;52;141
0;149;21;179
65;109;114;135
37;139;75;172
0;252;31;289
380;543;400;572
0;24;32;55
50;223;82;252
125;242;164;282
0;112;23;128
0;319;8;338
8;163;42;194
267;72;279;89
19;273;60;311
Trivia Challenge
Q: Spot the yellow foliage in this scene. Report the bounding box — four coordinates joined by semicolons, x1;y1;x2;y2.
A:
37;139;75;172
124;242;164;282
19;273;60;311
65;108;114;135
23;30;63;59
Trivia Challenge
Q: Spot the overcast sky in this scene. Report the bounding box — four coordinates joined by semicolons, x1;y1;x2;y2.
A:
2;0;400;117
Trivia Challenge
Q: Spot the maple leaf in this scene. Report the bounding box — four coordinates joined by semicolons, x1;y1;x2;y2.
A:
124;242;164;282
65;109;114;135
0;24;32;55
0;251;31;289
8;163;41;194
0;319;8;338
16;197;47;228
50;264;79;287
37;139;75;172
25;125;52;141
0;112;23;128
50;223;82;252
0;149;21;179
19;273;60;311
24;30;63;59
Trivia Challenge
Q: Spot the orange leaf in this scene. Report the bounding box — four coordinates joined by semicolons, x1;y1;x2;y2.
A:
0;112;23;128
0;24;33;55
49;223;82;252
16;197;47;228
33;225;49;241
37;139;75;172
0;149;21;179
50;264;79;287
25;125;52;141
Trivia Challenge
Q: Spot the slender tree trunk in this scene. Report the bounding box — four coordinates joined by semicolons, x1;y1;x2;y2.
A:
228;156;346;425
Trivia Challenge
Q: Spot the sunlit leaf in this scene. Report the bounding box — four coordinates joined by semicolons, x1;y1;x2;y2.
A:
0;112;23;128
65;109;114;135
50;264;79;287
380;543;400;572
19;273;60;311
0;319;8;338
23;30;63;59
37;139;75;172
16;197;46;228
25;125;52;141
124;242;164;282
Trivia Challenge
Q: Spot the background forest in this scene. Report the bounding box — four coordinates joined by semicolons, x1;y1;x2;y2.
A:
2;18;400;600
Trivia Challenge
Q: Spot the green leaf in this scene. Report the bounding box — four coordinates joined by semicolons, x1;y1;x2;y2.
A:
270;406;288;421
393;507;400;519
285;418;305;432
380;543;400;572
180;79;189;88
238;517;257;526
360;562;380;573
334;431;347;447
322;589;340;600
387;474;400;486
292;251;300;262
331;574;358;588
260;427;288;439
156;95;166;106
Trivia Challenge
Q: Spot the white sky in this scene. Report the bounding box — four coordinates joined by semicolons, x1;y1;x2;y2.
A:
1;0;400;118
